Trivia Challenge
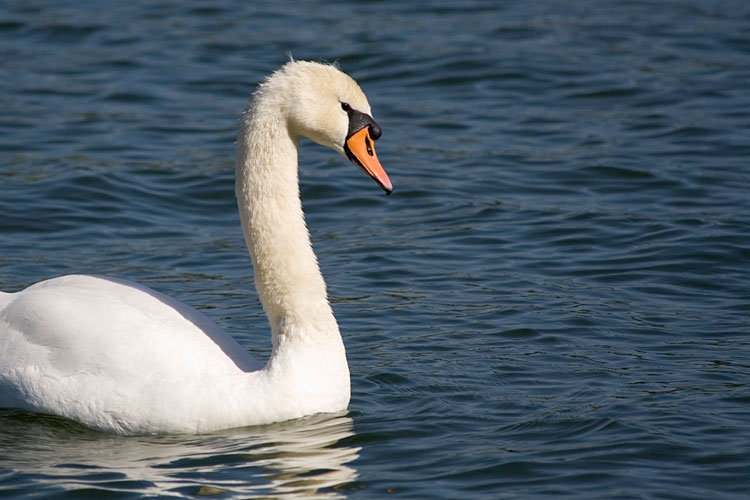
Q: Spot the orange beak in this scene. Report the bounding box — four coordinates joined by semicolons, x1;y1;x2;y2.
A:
345;127;393;195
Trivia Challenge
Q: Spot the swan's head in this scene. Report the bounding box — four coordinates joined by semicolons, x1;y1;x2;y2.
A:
258;60;392;194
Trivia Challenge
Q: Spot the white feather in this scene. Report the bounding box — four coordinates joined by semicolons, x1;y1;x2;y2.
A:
0;61;378;434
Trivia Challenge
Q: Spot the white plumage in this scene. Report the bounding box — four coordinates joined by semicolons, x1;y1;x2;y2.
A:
0;61;391;434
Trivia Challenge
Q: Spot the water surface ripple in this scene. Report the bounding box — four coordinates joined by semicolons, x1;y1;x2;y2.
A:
1;0;749;498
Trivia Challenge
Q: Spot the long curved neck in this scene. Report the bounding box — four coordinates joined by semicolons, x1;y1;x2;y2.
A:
235;102;338;344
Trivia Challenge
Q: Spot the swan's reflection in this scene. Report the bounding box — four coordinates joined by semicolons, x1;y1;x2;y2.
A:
0;410;360;498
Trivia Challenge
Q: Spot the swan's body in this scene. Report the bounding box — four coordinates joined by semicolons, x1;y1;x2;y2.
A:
0;61;392;434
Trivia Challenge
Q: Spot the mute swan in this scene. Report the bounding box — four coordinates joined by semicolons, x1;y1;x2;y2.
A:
0;61;392;434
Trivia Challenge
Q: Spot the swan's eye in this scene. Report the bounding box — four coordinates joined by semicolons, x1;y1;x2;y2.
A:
341;102;351;112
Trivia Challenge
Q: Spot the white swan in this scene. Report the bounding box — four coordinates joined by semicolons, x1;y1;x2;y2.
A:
0;61;392;434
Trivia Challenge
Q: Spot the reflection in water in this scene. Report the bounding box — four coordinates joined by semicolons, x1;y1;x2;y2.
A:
0;409;360;498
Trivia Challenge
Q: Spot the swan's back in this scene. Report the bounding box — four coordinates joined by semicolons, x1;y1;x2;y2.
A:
0;275;262;433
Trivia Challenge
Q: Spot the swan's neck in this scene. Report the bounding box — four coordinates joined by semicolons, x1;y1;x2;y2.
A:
235;103;338;344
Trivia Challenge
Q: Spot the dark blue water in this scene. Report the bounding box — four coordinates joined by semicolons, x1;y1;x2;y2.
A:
2;0;749;498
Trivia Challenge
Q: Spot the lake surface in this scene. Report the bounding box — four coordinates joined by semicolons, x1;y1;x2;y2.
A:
1;0;749;498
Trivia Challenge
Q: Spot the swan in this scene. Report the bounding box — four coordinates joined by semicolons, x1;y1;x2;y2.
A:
0;60;392;434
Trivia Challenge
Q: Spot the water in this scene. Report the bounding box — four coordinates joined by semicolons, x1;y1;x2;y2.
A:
1;0;749;498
